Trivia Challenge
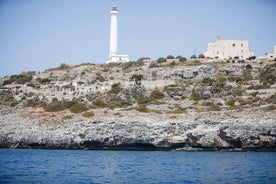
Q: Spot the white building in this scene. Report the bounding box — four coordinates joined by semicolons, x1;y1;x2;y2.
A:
204;38;254;59
106;6;129;64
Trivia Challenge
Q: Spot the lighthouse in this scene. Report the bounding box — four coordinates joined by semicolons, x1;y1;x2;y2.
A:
106;6;129;64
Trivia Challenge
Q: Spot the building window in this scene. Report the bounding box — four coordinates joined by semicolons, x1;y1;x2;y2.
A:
241;43;243;47
217;51;219;54
232;43;236;47
241;50;243;53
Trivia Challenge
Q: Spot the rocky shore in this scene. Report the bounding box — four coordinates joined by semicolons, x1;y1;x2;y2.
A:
0;59;275;151
1;106;275;151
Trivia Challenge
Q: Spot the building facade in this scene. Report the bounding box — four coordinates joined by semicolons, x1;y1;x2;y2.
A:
204;38;254;59
106;6;129;64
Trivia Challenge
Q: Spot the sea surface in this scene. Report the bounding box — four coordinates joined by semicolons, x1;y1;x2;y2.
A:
0;149;275;184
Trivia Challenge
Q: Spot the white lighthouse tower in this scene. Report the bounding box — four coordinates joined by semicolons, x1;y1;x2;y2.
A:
106;6;129;64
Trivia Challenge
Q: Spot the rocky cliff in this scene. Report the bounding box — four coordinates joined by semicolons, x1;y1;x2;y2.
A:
0;59;275;151
0;106;275;151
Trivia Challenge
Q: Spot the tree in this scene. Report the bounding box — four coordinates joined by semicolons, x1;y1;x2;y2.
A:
198;54;205;59
157;57;166;63
180;57;187;62
176;55;186;62
166;55;174;59
190;55;197;59
176;55;182;60
130;74;144;85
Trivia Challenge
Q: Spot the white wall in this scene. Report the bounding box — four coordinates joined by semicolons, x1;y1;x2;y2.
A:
204;39;253;59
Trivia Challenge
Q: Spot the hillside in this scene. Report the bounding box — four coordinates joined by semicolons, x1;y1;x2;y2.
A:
0;58;275;150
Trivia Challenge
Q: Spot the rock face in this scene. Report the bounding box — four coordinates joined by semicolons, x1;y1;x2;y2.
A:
0;108;275;151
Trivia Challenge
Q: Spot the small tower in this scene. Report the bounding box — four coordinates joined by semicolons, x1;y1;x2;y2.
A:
107;6;129;64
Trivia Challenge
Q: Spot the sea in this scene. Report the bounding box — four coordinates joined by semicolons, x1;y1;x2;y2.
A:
0;149;275;184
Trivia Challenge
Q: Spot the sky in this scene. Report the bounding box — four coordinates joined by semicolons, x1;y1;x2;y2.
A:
0;0;275;76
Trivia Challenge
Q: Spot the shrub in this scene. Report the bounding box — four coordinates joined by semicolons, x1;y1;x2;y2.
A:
201;77;215;86
190;91;210;101
109;82;122;94
136;95;151;104
207;103;221;111
45;100;88;113
58;63;69;70
247;84;270;90
93;100;107;108
190;55;197;59
225;98;236;106
135;104;162;114
45;101;71;112
157;57;166;63
3;73;33;85
266;93;276;104
259;64;276;84
232;88;244;97
242;69;253;81
69;102;89;113
180;57;187;62
198;54;205;59
62;115;73;120
130;74;143;85
82;111;95;118
26;97;46;107
96;72;105;82
245;64;252;69
167;107;186;114
264;105;276;111
150;89;165;100
36;78;51;84
136;104;150;113
167;55;174;59
102;68;110;72
225;98;245;107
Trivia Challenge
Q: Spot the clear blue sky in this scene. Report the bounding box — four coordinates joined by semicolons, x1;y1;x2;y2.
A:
0;0;275;76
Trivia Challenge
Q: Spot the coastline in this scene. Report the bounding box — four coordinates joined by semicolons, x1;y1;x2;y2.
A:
1;106;275;152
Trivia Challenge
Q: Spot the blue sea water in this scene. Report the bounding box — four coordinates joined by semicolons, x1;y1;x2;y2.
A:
0;149;275;184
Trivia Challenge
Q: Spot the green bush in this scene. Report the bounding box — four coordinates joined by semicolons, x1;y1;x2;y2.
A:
45;100;88;113
3;73;33;85
82;111;95;118
190;55;197;59
225;98;236;106
69;102;88;113
45;101;71;112
190;91;210;101
109;82;122;94
259;64;276;84
93;100;107;108
150;89;165;100
130;74;143;85
242;69;253;81
198;54;205;59
96;72;105;82
135;104;162;114
264;105;276;111
62;115;73;120
247;84;270;90
176;55;187;62
167;55;174;59
36;78;51;84
157;57;166;63
167;107;186;114
202;77;215;86
136;95;151;104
